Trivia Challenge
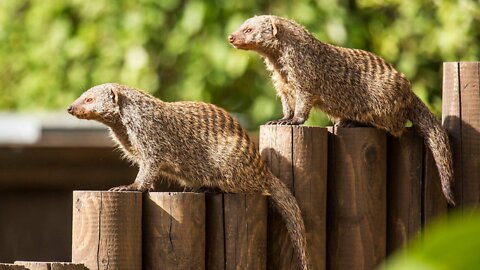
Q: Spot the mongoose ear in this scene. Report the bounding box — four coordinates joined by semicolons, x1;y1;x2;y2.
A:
110;88;119;104
270;18;278;37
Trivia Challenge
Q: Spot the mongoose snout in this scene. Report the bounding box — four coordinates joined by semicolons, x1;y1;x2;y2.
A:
68;83;120;122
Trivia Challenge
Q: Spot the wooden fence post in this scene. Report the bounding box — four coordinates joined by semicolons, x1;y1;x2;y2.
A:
14;262;84;270
386;129;422;254
327;127;386;270
205;194;267;270
259;125;327;270
143;192;205;270
442;62;480;210
72;191;142;270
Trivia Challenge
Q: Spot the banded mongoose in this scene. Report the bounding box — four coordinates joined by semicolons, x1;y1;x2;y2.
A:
67;83;311;270
228;15;455;205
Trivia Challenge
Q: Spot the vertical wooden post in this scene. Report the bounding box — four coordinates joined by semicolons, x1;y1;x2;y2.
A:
143;192;205;270
205;194;267;270
72;191;142;270
386;129;422;254
205;194;225;270
327;127;386;270
14;262;84;270
442;62;480;210
259;125;327;270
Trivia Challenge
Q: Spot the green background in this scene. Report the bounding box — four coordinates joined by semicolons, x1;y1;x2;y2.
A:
1;0;478;129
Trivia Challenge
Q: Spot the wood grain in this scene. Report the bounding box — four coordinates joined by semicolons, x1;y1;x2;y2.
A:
259;126;295;270
206;194;267;270
386;129;422;254
143;192;205;270
0;264;26;270
224;194;267;270
442;62;480;211
14;262;84;270
327;127;386;270
71;191;142;270
259;125;327;270
205;194;225;270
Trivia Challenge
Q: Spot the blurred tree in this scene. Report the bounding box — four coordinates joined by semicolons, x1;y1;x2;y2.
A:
0;0;478;129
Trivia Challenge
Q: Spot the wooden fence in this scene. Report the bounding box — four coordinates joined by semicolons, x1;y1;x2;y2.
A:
0;62;478;270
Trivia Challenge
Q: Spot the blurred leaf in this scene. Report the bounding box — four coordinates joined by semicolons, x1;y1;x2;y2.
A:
381;211;480;270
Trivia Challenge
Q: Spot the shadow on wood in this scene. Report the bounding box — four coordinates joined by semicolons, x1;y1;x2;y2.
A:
143;192;205;270
259;125;327;270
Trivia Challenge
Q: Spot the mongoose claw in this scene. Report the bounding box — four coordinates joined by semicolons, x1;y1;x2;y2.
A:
109;183;153;192
267;118;304;125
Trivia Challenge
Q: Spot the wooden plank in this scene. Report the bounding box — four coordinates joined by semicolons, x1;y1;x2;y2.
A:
386;129;422;254
441;62;462;212
72;191;142;270
0;264;26;270
259;125;327;270
292;126;327;270
205;194;225;270
259;125;295;270
442;62;480;211
223;194;267;270
143;192;205;270
0;191;72;262
327;127;386;270
0;147;127;166
14;262;84;270
0;166;136;190
458;62;480;209
205;194;267;270
424;149;448;224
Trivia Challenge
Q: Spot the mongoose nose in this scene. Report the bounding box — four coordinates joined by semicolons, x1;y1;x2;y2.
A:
67;105;73;114
228;35;235;43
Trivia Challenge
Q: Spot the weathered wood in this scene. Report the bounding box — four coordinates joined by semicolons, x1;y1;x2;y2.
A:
424;148;448;224
143;192;205;270
327;127;386;270
205;194;225;270
0;191;72;262
224;194;267;270
14;262;84;270
443;62;480;210
259;125;327;270
0;264;26;270
206;194;267;270
0;147;137;190
72;191;142;270
387;129;422;254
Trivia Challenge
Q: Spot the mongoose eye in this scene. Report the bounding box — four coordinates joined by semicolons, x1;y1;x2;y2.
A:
85;97;94;103
244;28;252;34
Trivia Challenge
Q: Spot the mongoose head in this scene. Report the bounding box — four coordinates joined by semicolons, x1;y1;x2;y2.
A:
228;15;279;53
68;83;121;124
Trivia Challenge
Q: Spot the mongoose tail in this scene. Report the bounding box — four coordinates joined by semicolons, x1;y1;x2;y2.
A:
409;95;455;205
267;173;310;270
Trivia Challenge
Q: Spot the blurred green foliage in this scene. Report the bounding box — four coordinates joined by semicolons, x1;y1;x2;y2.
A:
0;0;479;129
381;210;480;270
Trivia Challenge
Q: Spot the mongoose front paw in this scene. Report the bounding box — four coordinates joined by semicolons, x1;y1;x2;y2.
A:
109;183;153;192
